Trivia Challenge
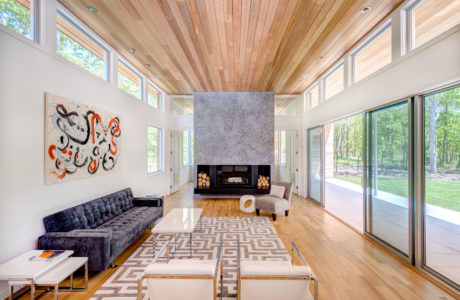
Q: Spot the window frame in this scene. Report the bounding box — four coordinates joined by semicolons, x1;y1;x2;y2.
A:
147;125;163;174
118;57;143;100
147;81;163;110
323;60;345;100
351;20;392;83
56;5;110;81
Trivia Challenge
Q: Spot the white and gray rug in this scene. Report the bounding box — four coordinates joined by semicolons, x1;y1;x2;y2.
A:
90;216;289;299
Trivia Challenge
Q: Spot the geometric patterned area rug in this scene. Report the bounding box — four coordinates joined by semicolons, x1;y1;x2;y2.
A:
90;217;289;299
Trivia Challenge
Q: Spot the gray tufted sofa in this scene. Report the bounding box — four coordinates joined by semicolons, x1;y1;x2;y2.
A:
38;188;163;271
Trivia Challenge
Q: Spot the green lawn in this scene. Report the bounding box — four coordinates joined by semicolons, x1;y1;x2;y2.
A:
336;177;460;212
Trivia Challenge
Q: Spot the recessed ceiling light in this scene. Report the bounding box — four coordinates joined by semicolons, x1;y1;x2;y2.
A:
145;63;151;68
129;48;136;53
319;56;324;59
297;79;302;82
301;74;308;78
156;75;164;79
229;80;234;83
360;6;371;14
262;80;267;83
87;6;97;13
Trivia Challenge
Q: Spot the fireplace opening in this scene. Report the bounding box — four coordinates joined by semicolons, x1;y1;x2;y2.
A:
217;165;251;186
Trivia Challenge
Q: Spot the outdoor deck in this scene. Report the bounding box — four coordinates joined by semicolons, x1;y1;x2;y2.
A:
325;179;460;284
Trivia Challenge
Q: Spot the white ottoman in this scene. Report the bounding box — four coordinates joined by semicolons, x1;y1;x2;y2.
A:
240;195;256;213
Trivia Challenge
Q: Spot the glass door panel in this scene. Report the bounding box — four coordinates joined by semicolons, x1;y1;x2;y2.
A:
424;86;460;286
308;127;323;204
324;114;364;231
366;101;409;255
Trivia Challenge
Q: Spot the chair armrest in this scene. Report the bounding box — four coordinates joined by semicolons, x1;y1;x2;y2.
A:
133;196;163;208
38;229;112;271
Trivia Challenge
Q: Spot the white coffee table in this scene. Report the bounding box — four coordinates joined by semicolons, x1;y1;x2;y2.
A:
0;250;88;300
152;208;203;257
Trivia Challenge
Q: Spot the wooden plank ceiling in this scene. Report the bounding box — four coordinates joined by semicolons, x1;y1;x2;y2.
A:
59;0;404;95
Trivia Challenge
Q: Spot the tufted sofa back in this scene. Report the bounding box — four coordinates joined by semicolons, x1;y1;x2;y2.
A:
43;188;134;232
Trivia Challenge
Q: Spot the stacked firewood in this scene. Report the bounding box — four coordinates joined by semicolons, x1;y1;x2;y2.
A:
197;172;210;189
257;175;270;189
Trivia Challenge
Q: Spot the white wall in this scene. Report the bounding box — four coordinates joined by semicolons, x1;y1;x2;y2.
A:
299;27;460;198
0;29;172;296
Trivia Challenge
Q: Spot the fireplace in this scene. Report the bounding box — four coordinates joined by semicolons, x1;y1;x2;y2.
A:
217;165;251;186
195;165;270;194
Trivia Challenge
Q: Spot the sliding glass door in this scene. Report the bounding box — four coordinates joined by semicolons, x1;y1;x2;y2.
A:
308;127;323;204
423;86;460;287
324;115;364;231
365;101;411;257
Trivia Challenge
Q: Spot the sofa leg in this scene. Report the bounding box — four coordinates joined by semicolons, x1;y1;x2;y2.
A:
272;214;277;221
256;209;260;216
285;210;289;217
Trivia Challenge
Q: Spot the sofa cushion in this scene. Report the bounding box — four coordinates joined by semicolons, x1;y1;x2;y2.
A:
97;206;162;259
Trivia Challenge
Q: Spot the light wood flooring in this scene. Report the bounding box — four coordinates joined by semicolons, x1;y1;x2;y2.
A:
12;183;459;300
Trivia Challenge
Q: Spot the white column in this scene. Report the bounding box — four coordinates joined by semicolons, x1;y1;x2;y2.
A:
391;9;404;60
38;0;57;54
109;52;118;87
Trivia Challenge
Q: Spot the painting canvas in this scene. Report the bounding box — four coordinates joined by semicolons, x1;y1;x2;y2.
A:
45;93;121;184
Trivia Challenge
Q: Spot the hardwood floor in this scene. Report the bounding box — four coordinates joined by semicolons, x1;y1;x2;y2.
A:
13;183;458;300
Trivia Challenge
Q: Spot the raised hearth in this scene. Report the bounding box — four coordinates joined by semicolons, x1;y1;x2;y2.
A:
195;165;270;195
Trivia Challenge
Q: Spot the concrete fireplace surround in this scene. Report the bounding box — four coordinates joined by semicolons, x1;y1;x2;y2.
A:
193;92;275;191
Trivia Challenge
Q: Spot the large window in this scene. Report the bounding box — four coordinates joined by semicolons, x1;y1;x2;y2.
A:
147;83;161;109
274;131;287;166
423;86;460;286
324;63;344;100
183;131;190;166
324;114;364;231
56;11;107;80
274;131;279;165
280;131;287;166
353;24;392;82
409;0;460;50
0;0;33;39
307;84;319;110
118;60;142;99
147;126;161;173
365;101;410;256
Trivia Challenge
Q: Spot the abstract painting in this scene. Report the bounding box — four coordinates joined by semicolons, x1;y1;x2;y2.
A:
45;93;121;184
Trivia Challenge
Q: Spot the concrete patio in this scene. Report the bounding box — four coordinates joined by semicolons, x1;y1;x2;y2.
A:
325;178;460;285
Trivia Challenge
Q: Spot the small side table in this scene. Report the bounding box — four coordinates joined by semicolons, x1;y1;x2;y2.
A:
8;257;88;300
240;195;256;213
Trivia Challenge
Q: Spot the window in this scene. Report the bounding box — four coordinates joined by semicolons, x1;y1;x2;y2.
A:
409;0;460;50
280;131;287;166
0;0;33;39
324;63;344;100
118;60;142;99
147;126;161;173
190;131;194;165
147;83;161;109
183;131;190;166
274;131;279;165
307;84;319;109
56;11;107;80
171;97;193;115
353;24;392;82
